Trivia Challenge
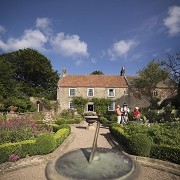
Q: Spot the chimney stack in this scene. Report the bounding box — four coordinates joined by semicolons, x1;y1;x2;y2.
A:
120;67;125;76
62;67;66;77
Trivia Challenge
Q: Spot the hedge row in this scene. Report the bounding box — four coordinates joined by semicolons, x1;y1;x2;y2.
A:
0;127;71;164
109;124;180;164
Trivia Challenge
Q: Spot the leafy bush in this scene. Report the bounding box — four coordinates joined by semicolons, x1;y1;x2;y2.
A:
109;124;129;146
125;122;149;135
145;110;161;123
150;144;180;164
147;122;180;146
35;133;56;154
75;117;82;123
58;124;71;131
99;117;109;125
0;116;48;145
109;114;117;122
127;133;152;156
0;142;20;163
110;121;180;164
60;109;75;119
54;128;70;147
55;118;66;125
49;124;60;132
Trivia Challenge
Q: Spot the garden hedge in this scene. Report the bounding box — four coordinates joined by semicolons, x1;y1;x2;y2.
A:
127;133;152;157
109;123;180;164
0;127;71;164
150;144;180;164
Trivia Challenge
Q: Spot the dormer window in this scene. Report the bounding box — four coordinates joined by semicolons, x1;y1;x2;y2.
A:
69;88;76;97
108;88;115;97
87;88;94;97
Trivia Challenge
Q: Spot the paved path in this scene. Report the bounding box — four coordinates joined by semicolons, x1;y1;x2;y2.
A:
0;121;179;180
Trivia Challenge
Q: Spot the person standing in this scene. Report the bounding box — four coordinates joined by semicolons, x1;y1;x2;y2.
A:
121;103;130;124
115;105;122;124
133;107;141;122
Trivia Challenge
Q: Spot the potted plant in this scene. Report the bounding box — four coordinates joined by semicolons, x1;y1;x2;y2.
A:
83;111;98;127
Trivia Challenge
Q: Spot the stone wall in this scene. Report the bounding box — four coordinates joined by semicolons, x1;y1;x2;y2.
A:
57;87;128;114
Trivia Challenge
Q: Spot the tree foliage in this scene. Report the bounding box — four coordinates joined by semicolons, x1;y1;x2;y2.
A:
163;52;180;84
162;52;180;107
0;48;60;111
90;70;104;75
134;60;168;103
72;96;88;115
92;98;111;116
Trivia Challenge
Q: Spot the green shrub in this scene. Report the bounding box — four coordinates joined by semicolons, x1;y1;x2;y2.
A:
99;117;109;125
59;124;71;131
75;118;82;123
60;109;75;119
109;124;129;146
144;110;161;123
55;118;66;125
150;144;180;164
49;124;60;132
109;114;117;122
35;133;56;154
65;119;77;124
0;142;20;163
54;128;70;146
125;122;149;135
127;133;152;157
20;139;37;157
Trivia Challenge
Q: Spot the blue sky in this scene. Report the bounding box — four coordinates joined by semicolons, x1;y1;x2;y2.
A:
0;0;180;76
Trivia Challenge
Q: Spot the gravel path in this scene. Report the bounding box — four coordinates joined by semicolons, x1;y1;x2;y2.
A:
0;121;179;180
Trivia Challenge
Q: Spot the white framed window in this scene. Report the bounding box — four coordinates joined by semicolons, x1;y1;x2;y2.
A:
69;102;75;109
87;88;94;97
108;102;115;111
108;88;115;97
152;91;158;97
69;88;76;97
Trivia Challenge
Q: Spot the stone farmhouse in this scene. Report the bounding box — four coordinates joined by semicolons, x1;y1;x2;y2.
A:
57;68;176;114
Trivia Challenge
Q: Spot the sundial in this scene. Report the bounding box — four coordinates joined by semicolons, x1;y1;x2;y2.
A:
45;119;140;179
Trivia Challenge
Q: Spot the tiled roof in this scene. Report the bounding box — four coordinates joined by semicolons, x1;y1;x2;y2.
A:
125;75;175;88
58;75;128;88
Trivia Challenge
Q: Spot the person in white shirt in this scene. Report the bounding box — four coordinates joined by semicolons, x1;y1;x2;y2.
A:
121;103;130;124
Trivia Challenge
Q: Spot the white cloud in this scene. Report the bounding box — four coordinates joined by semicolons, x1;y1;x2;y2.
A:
164;6;180;36
108;40;138;60
36;17;52;35
0;29;48;52
51;32;89;58
0;17;89;60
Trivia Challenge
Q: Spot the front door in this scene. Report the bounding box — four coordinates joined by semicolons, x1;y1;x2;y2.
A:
88;104;94;111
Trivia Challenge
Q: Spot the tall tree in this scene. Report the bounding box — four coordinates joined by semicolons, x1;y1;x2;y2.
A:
163;52;180;84
134;60;168;105
163;52;180;107
0;48;59;100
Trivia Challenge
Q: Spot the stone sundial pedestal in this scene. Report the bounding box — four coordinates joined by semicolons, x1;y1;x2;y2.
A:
45;119;140;180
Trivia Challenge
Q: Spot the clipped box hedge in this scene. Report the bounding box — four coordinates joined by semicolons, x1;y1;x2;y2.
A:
54;128;70;147
127;133;152;157
0;127;71;164
0;140;36;164
150;144;180;164
109;123;180;164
